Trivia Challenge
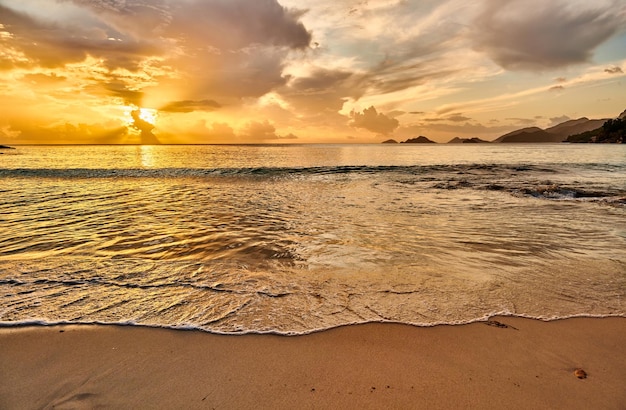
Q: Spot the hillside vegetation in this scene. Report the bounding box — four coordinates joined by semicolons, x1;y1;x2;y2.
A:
566;118;625;143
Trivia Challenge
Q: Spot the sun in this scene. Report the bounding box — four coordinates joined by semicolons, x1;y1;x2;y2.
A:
137;107;158;125
123;106;158;126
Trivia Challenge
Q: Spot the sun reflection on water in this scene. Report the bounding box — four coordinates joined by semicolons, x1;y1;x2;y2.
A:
137;145;157;167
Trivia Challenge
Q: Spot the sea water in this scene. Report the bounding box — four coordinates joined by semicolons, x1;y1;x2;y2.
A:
1;144;624;334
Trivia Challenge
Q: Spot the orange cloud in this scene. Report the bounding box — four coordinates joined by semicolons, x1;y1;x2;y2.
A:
350;106;399;135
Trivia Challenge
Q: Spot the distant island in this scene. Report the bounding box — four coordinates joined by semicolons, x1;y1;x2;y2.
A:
0;145;15;150
382;108;625;144
447;137;490;144
401;136;436;144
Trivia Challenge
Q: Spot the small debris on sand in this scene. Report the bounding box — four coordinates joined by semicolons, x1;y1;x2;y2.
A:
485;320;518;330
574;369;587;379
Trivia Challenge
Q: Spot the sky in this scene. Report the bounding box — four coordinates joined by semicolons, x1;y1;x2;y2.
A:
1;0;625;144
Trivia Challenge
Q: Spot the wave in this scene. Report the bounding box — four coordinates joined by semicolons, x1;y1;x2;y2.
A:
2;252;623;335
1;312;624;336
437;180;626;204
0;163;553;179
2;163;624;207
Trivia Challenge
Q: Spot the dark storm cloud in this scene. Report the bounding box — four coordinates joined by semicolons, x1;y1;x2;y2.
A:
473;0;626;70
160;100;221;113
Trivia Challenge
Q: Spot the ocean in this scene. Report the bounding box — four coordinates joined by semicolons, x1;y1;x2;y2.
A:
1;144;624;334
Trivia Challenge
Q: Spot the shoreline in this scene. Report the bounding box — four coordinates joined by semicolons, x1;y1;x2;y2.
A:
1;317;625;409
1;313;625;336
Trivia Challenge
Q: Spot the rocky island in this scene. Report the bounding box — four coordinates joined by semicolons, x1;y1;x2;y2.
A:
447;137;490;144
381;108;625;144
400;136;436;144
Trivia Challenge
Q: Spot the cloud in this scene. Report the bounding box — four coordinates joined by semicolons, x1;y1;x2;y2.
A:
0;125;21;140
160;100;221;113
506;117;537;125
387;110;406;118
1;119;129;144
130;109;160;144
185;120;237;143
549;115;571;126
240;120;297;141
159;0;311;103
21;73;67;84
354;59;461;98
162;0;310;52
349;106;399;135
2;0;626;144
285;1;471;102
473;0;626;70
446;114;471;122
242;120;277;140
549;85;565;92
0;0;311;103
422;114;471;123
104;82;144;105
280;68;353;114
208;122;236;141
0;3;162;70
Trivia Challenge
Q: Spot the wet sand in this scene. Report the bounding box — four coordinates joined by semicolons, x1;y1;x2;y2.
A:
1;316;624;409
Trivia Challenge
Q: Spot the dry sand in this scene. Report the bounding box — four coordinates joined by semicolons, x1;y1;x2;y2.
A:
1;316;625;409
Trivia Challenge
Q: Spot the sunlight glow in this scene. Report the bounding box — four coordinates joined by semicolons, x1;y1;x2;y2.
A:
123;106;158;126
138;108;158;125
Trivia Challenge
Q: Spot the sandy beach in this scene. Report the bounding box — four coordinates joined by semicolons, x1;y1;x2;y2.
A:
1;316;624;409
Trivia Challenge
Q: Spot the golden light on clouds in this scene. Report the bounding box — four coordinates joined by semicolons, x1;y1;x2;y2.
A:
124;107;158;127
0;0;625;144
